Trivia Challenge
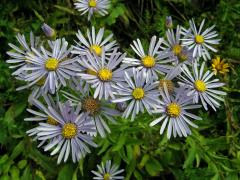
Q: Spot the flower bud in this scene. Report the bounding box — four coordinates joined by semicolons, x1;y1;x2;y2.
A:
116;102;127;112
166;16;173;29
41;23;56;38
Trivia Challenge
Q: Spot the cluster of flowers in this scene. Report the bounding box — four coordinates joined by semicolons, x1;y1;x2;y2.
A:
7;7;227;178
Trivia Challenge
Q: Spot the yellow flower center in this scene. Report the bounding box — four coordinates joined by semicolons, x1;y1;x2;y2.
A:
86;68;97;76
103;173;111;180
167;103;181;117
178;52;188;62
82;97;100;115
47;116;59;126
142;55;155;68
89;0;97;7
62;123;77;139
172;44;182;56
132;88;145;100
36;77;46;86
45;58;59;71
195;34;204;44
194;80;206;92
159;80;174;93
90;45;102;56
98;68;112;81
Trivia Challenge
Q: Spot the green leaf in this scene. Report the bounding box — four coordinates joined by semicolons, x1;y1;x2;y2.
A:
33;10;44;22
57;164;75;180
10;140;24;160
145;158;163;176
18;160;27;170
54;5;75;15
112;133;126;151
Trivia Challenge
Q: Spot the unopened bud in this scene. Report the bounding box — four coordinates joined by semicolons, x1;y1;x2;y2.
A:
166;16;173;29
41;23;56;38
116;102;127;112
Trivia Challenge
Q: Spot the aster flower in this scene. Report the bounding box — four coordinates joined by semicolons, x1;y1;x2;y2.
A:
91;160;124;180
150;85;202;139
160;25;195;67
179;62;226;111
61;87;120;137
181;19;220;60
211;56;229;75
72;26;117;57
20;38;79;94
112;68;161;121
27;101;97;164
123;36;173;82
74;0;110;21
77;49;126;100
26;95;60;147
6;32;40;76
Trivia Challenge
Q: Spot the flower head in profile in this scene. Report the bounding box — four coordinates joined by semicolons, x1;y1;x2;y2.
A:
61;87;120;137
72;27;117;57
91;160;124;180
123;36;173;82
179;62;226;111
181;19;220;60
78;49;126;100
6;32;40;76
27;101;97;164
211;56;229;75
74;0;110;21
150;86;202;139
20;38;79;94
112;68;161;121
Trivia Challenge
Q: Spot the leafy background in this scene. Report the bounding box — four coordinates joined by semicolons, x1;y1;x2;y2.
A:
0;0;240;179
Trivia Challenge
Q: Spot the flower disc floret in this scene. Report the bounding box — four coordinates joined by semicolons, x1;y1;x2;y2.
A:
45;58;59;71
159;80;174;93
195;34;204;44
103;173;111;180
82;97;100;115
172;44;182;55
98;68;112;81
62;123;77;139
47;116;59;126
90;45;102;56
194;80;206;92
167;103;181;117
132;88;145;100
142;55;155;68
88;0;97;7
